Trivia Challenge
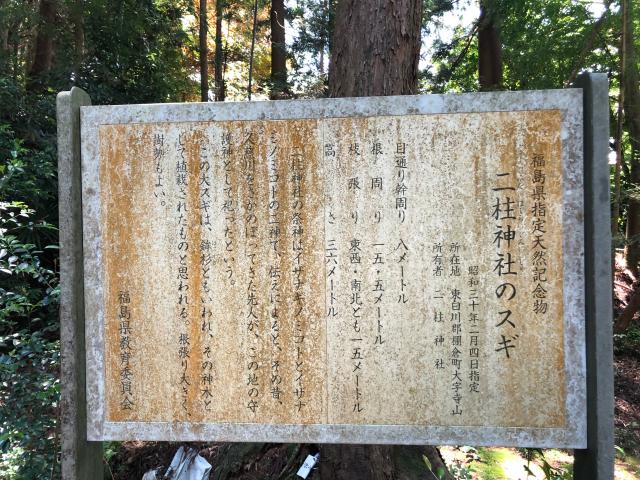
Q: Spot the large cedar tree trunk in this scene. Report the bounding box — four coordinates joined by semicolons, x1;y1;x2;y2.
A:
270;0;288;99
623;0;640;275
319;444;452;480
27;0;57;91
328;0;421;97
214;0;225;101
477;0;502;91
323;1;452;478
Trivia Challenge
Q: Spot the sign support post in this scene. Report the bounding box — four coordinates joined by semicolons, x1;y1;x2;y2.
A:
572;72;614;480
57;87;103;479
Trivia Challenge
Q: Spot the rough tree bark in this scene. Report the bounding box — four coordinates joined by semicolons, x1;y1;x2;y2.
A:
319;444;452;480
324;1;452;478
270;0;288;99
623;0;640;275
200;0;209;102
27;0;57;92
477;0;502;91
328;0;422;97
214;0;225;101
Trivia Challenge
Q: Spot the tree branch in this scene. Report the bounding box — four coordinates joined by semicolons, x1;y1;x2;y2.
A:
564;4;611;87
435;23;479;87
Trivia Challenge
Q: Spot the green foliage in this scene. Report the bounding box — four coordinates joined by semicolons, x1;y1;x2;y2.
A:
448;463;473;479
424;0;617;93
422;0;457;34
289;0;335;93
103;441;122;479
422;454;447;479
0;330;60;480
614;323;640;357
520;448;572;480
0;0;206;473
499;1;589;89
0;123;58;232
0;200;60;479
469;447;510;478
78;0;197;105
0;78;57;146
0;120;60;480
423;22;479;93
214;0;274;100
0;208;58;324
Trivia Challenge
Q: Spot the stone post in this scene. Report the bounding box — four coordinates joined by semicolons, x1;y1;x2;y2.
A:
572;73;614;480
57;87;104;479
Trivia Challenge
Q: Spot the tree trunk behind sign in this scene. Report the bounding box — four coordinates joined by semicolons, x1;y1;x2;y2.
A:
0;0;10;75
623;0;640;276
71;0;84;84
27;0;57;92
270;0;288;99
328;0;421;97
478;0;502;91
214;0;225;101
199;0;209;102
323;1;453;478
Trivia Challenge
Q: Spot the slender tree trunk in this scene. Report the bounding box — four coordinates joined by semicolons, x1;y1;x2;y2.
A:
328;0;422;97
318;0;327;75
477;0;502;91
0;29;6;72
623;0;640;274
27;0;57;91
0;0;8;74
324;1;451;477
247;0;258;100
214;0;225;101
0;28;6;54
200;0;209;102
318;49;324;75
613;132;623;233
270;0;287;99
11;29;18;82
72;0;84;84
613;1;626;240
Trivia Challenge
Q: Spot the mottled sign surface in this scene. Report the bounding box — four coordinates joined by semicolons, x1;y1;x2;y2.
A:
82;91;586;446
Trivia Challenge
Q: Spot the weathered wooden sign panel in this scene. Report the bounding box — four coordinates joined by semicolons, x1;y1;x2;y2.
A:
82;91;586;446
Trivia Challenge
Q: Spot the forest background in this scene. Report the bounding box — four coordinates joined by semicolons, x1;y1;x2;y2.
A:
0;0;639;478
